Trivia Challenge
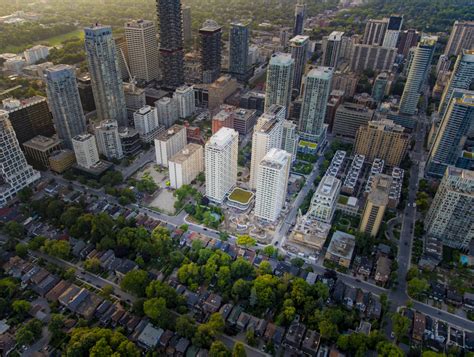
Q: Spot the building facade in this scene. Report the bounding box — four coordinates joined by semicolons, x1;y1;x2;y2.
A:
133;105;162;143
282;120;299;162
155;97;179;128
264;53;295;115
95;119;124;160
363;19;388;46
23;135;62;170
199;20;222;84
229;22;250;81
350;44;397;73
322;31;344;68
154;124;187;167
289;35;309;93
72;134;100;169
174;85;195;119
308;175;341;224
182;6;192;43
444;21;474;57
293;0;306;37
382;15;403;48
168;143;204;189
332;103;374;139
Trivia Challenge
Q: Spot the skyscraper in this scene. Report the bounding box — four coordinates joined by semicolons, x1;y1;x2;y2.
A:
157;0;185;88
397;29;419;57
298;67;333;143
427;90;474;177
282;120;299;162
199;20;222;84
438;49;474;118
363;19;388;46
255;148;291;222
84;25;128;127
293;0;306;37
444;21;474;57
155;97;179;128
265;53;295;115
72;134;100;169
229;22;250;82
322;31;344;68
249;105;285;189
205;127;239;203
399;35;437;116
182;6;192;43
95;119;124;160
425;167;473;249
289;35;309;93
44;65;87;149
382;15;403;48
174;85;196;119
133;105;162;143
0;110;41;207
124;19;160;82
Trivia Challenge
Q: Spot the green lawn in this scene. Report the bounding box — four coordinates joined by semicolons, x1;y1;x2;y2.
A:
228;188;253;204
2;29;83;53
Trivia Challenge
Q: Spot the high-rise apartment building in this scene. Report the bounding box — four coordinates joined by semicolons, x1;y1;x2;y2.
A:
249;105;285;189
84;25;128;126
265;53;295;115
24;45;49;65
322;31;344;68
372;72;389;102
1;96;55;146
382;15;403;48
229;22;250;82
95;119;124;160
293;0;306;36
359;174;392;237
426;167;473;249
157;0;185;88
173;85;195;119
182;6;192;43
444;21;474;57
282;120;299;162
212;105;234;134
438;49;474;118
205;127;239;203
399;35;437;116
44;65;87;149
350;44;397;73
427;90;474;177
298;67;333;143
199;20;222;84
354;119;410;167
155;97;179;128
363;19;388;46
0;110;41;207
255;148;291;222
115;36;130;81
289;35;309;93
332;103;374;139
124;19;160;82
72;133;100;169
169;143;204;189
155;124;187;167
77;73;96;112
133;105;162;143
308;175;341;224
123;82;146;120
397;29;419;57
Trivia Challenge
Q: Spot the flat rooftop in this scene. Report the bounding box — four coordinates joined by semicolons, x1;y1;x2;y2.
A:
169;143;202;164
327;231;356;260
23;135;61;151
156;124;184;141
208;127;237;147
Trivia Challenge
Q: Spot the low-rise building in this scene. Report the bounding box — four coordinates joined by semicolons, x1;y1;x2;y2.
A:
23;135;62;170
325;231;356;268
374;256;391;286
308;175;341;224
233;108;258;135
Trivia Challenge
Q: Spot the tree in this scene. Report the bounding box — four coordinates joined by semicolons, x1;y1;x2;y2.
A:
392;313;410;343
209;341;231;357
175;315;197;339
246;328;257;346
15;319;42;346
262;245;277;257
12;299;31;317
84;257;101;273
257;261;273;276
193;313;225;348
236;235;256;247
15;243;28;258
120;270;150;297
407;277;429;299
230;258;255;280
319;319;339;341
290;257;305;268
63;267;76;281
48;313;66;344
43;239;70;259
232;342;247;357
28;235;46;250
17;187;33;202
376;341;403;357
4;221;24;239
100;285;114;299
143;297;170;327
232;279;251;301
146;281;181;309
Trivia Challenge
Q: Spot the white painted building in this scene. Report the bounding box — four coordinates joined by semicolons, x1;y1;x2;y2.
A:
72;133;100;169
155;96;179;128
24;45;49;65
169;143;204;189
133;105;163;143
308;174;341;224
154;124;187;167
173;85;196;119
95;119;124;160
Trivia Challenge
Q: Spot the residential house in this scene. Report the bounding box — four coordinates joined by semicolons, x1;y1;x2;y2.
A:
236;312;251;331
302;330;321;357
176;337;190;356
412;312;425;342
446;288;463;307
203;293;222;315
137;323;164;350
374;256;391;286
284;319;306;350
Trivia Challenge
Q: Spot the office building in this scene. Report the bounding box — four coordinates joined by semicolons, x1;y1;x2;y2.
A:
282;120;299;162
325;231;355;268
0;110;40;206
399;35;437;116
427;90;474;177
212;105;234;134
372;72;389;102
293;0;306;36
239;90;266;114
24;45;49;65
265;53;294;115
174;85;195;119
157;0;184;88
95;120;124;160
23;135;62;170
124;82;146;120
229;22;250;81
155;124;187;167
77;73;96;112
354;119;410;167
44;65;86;149
308;175;341;224
363;19;388;46
325;90;345;132
124;19;160;82
155;97;179;128
48;150;76;174
84;25;128;126
322;31;344;68
182;6;192;43
255;148;291;222
233;108;258;135
205;127;239;203
168;143;204;189
118;127;141;156
333;104;374;140
289;35;309;93
205;75;239;110
397;29;419;57
425;167;473;249
133;105;163;143
72;134;100;169
359;174;392;237
350;44;397;73
444;21;474;57
438;49;474;118
382;15;403;48
1;96;55;146
249;105;285;189
200;20;222;84
298;67;333;143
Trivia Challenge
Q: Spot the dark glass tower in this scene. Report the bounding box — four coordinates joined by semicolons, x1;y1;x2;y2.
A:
229;22;250;82
199;20;222;84
157;0;185;89
293;0;306;37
